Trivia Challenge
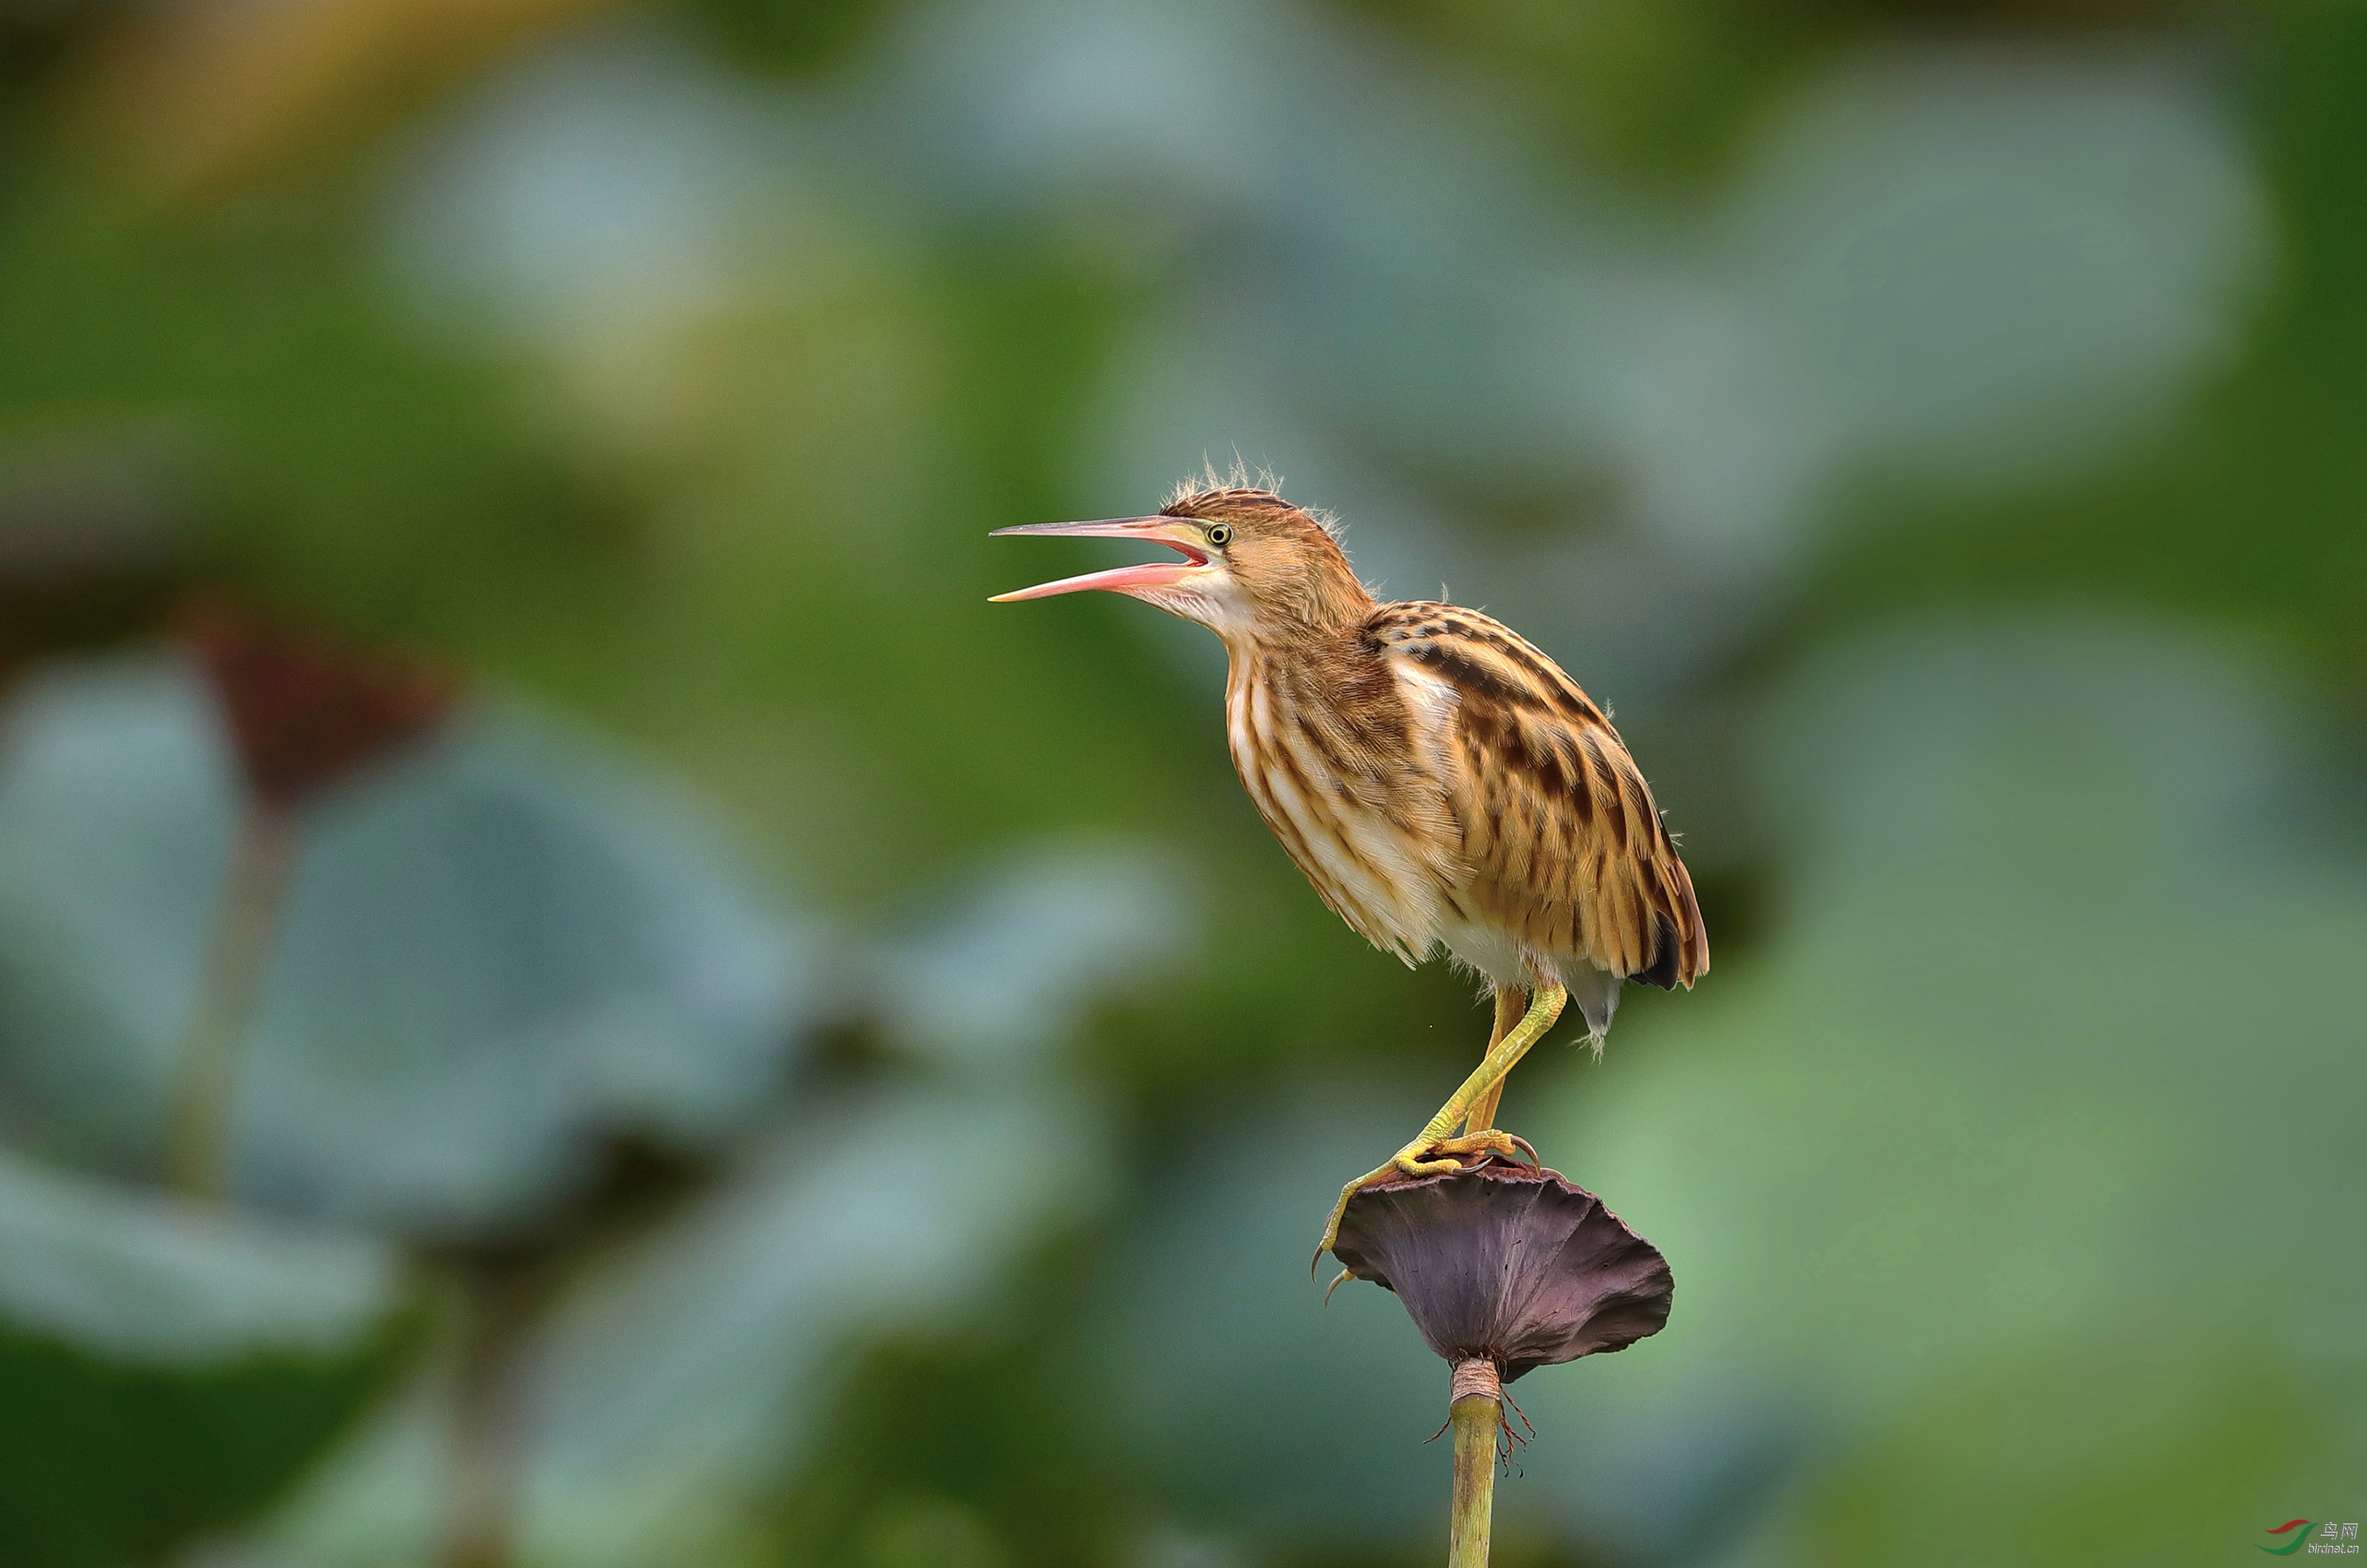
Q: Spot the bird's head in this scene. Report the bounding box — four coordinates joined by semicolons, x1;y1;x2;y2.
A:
990;486;1371;639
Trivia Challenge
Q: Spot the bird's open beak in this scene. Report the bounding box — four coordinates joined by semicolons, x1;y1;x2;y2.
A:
987;517;1212;603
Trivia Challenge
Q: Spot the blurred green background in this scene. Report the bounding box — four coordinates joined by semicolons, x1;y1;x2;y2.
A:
1;0;2362;1564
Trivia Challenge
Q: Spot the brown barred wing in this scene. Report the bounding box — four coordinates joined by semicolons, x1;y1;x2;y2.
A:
1367;604;1708;990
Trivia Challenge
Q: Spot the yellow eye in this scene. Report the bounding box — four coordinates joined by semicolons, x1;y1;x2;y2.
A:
1206;523;1233;547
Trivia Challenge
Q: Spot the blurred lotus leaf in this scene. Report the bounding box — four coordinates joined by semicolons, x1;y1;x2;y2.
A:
1085;1079;1463;1550
0;1141;396;1364
1775;1325;2334;1568
1709;42;2266;493
0;649;818;1240
0;1143;414;1568
169;836;1180;1567
1508;617;2367;1561
877;840;1198;1075
257;1081;1112;1567
379;25;817;356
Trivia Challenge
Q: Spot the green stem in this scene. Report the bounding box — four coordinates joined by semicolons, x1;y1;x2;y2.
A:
442;1258;531;1568
1448;1358;1499;1568
166;803;297;1199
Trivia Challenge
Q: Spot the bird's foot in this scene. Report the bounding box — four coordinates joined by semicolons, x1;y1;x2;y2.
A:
1311;1130;1539;1273
1431;1129;1538;1168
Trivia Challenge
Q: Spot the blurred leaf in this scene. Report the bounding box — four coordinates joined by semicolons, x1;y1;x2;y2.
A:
0;1143;396;1365
763;1259;1129;1568
1718;41;2265;490
683;0;894;75
0;1146;419;1568
1777;1328;2333;1567
1507;618;2367;1558
0;650;818;1238
879;840;1198;1076
1084;1078;1476;1554
1334;0;1843;184
257;1082;1112;1567
1808;7;2367;689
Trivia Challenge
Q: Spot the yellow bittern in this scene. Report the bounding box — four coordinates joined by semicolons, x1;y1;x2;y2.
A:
992;484;1706;1267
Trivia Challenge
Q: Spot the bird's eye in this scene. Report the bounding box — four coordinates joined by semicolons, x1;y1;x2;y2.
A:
1206;523;1233;547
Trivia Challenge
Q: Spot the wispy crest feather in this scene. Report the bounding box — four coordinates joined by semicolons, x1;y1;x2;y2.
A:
1164;457;1343;540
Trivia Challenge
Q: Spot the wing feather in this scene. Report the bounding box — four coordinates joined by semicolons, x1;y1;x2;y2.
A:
1370;603;1708;990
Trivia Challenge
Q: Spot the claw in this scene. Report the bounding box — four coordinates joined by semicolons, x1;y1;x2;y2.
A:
1313;1129;1540;1267
1314;1158;1402;1270
1323;1267;1357;1305
1425;1129;1530;1169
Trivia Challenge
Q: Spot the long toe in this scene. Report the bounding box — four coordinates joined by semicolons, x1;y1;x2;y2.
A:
1314;1160;1407;1270
1428;1130;1531;1166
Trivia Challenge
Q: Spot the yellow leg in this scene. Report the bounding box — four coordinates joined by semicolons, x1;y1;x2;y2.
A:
1315;982;1567;1269
1463;984;1526;1135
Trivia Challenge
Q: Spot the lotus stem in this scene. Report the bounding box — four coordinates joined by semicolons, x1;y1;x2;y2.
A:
1448;1356;1499;1567
441;1260;530;1568
166;802;296;1198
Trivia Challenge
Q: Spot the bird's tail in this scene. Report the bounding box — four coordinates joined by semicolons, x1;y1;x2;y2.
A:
1561;963;1621;1056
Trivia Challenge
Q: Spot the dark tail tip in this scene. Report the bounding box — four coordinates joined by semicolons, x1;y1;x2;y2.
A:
1636;911;1681;990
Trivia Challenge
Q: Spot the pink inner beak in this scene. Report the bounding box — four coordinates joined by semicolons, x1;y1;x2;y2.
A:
988;517;1211;602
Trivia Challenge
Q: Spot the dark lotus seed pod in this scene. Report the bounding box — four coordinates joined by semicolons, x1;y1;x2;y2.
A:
179;595;458;810
1329;1160;1671;1380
